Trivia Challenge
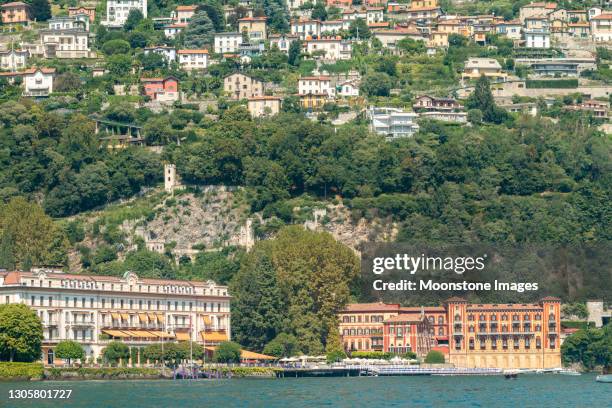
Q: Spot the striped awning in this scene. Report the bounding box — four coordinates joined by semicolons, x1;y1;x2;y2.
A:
103;329;130;338
200;331;227;342
156;313;164;324
120;313;129;321
138;313;148;323
111;313;121;320
175;332;190;341
202;315;211;326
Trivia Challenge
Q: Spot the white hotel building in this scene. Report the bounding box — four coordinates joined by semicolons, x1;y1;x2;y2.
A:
0;269;231;365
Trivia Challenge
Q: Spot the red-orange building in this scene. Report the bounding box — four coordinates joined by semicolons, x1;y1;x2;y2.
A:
140;77;179;101
68;6;96;22
1;2;31;24
338;297;562;369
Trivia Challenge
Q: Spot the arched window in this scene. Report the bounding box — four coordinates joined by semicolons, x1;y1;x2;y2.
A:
438;327;444;336
438;316;444;324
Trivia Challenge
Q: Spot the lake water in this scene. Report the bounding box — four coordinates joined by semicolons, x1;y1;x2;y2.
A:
1;374;610;407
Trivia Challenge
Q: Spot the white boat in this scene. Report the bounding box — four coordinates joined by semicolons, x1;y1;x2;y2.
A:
596;374;612;383
557;369;581;376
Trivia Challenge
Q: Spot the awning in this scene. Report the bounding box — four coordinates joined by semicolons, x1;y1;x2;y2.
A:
202;315;211;326
240;350;277;360
111;313;121;320
138;313;148;323
200;331;227;342
103;329;130;337
131;330;155;337
147;313;157;322
120;313;129;321
176;332;190;341
147;331;175;338
156;313;164;324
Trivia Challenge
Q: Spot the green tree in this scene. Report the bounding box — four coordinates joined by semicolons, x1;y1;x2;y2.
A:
183;11;215;48
360;72;392;97
348;18;370;39
102;39;131;56
103;341;130;366
0;197;69;268
139;52;168;71
325;328;346;363
230;244;286;351
30;0;52;21
263;333;301;357
311;2;327;21
0;230;15;271
562;326;611;371
397;37;426;54
124;9;144;31
214;341;242;363
288;40;302;66
106;54;133;76
54;340;85;366
465;75;508;124
562;303;589;319
0;304;43;362
424;350;445;364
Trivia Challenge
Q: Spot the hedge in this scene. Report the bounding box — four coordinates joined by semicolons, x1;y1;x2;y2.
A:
526;79;578;89
44;367;160;380
0;362;44;380
350;351;394;360
561;321;595;330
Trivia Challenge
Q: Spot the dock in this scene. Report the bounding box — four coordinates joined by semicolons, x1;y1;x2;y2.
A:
277;365;503;378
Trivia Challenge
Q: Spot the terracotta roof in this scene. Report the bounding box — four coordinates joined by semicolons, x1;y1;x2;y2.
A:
248;96;282;101
1;2;29;8
178;49;209;54
445;297;468;303
406;6;440;12
591;13;612;20
3;271;20;285
368;22;390;27
522;2;557;9
342;302;401;312
384;315;424;323
400;306;446;313
238;17;267;21
175;5;197;11
165;23;187;28
299;76;331;80
540;296;561;302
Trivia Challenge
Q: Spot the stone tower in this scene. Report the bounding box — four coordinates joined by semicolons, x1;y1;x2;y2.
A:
164;163;182;193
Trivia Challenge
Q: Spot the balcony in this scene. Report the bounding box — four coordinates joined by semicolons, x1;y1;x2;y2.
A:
66;320;95;327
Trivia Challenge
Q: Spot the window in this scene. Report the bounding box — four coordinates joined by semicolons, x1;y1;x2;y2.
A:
120;299;124;309
90;298;94;308
31;296;35;305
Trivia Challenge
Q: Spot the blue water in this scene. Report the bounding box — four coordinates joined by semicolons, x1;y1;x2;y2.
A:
0;375;610;407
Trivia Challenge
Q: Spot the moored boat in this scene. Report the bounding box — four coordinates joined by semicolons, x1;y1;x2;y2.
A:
596;374;612;383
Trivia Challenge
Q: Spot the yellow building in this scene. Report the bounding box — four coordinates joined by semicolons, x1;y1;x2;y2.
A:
299;93;327;110
446;297;562;370
238;16;267;41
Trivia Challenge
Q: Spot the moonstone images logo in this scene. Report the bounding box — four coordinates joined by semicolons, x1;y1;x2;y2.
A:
360;243;611;304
